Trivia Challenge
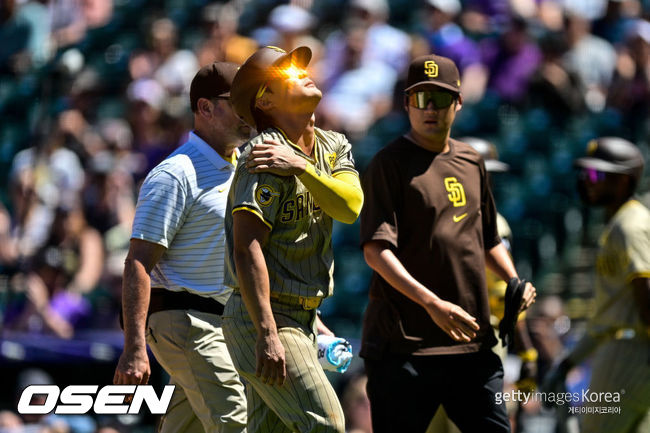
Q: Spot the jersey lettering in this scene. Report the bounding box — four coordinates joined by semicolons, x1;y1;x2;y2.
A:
296;195;305;220
279;192;321;223
281;201;295;223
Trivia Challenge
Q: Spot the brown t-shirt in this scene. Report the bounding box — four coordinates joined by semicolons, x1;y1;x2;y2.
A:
360;136;500;358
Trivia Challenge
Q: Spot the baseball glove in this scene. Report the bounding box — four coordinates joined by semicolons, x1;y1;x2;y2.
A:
498;277;527;347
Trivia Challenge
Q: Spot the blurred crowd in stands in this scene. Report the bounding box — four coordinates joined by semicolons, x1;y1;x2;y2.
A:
0;0;649;431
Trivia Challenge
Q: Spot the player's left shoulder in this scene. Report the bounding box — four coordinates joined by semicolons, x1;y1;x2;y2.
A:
316;127;350;151
452;138;481;160
451;138;485;172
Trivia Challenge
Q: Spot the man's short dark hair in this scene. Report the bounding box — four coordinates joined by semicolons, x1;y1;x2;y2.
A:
189;62;239;113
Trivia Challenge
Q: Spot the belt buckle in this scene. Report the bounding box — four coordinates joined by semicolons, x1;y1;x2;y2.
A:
299;296;321;310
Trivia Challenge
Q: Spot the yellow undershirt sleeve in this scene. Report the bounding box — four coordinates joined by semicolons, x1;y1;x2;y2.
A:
297;164;364;224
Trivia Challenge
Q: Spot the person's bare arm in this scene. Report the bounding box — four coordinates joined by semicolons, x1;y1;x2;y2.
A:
316;315;335;336
22;272;74;339
0;205;18;264
484;242;517;282
113;239;165;385
68;228;104;294
485;243;536;311
233;210;286;386
363;240;479;342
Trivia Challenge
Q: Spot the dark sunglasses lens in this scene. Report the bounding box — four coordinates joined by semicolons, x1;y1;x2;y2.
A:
432;92;454;108
580;168;606;183
409;91;454;109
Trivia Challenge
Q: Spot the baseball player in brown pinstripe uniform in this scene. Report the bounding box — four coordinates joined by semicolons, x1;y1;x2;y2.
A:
222;46;363;433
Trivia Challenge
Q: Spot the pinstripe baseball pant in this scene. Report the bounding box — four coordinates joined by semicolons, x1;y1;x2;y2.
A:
222;292;345;433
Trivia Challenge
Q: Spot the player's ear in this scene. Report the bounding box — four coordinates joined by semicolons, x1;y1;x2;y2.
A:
455;94;463;112
197;97;214;118
255;95;273;112
403;94;409;113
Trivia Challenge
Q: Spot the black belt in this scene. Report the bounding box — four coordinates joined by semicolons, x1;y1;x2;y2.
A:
119;288;224;330
148;288;224;316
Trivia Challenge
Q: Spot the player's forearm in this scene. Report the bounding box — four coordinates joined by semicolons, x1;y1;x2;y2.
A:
25;273;74;338
485;243;518;282
298;165;363;224
234;242;277;335
69;229;104;294
315;315;334;336
122;259;151;350
363;241;440;309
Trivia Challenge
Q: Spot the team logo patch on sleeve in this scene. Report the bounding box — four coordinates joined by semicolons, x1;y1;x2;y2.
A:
255;184;279;207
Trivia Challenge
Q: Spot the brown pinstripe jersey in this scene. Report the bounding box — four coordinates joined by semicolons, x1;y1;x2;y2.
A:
224;126;358;299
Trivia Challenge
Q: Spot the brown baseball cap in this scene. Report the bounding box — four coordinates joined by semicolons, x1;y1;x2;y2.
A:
230;46;312;127
405;54;461;94
190;62;239;112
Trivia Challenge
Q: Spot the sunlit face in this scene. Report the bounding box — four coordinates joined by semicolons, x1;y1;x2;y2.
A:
405;85;461;139
256;62;322;116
